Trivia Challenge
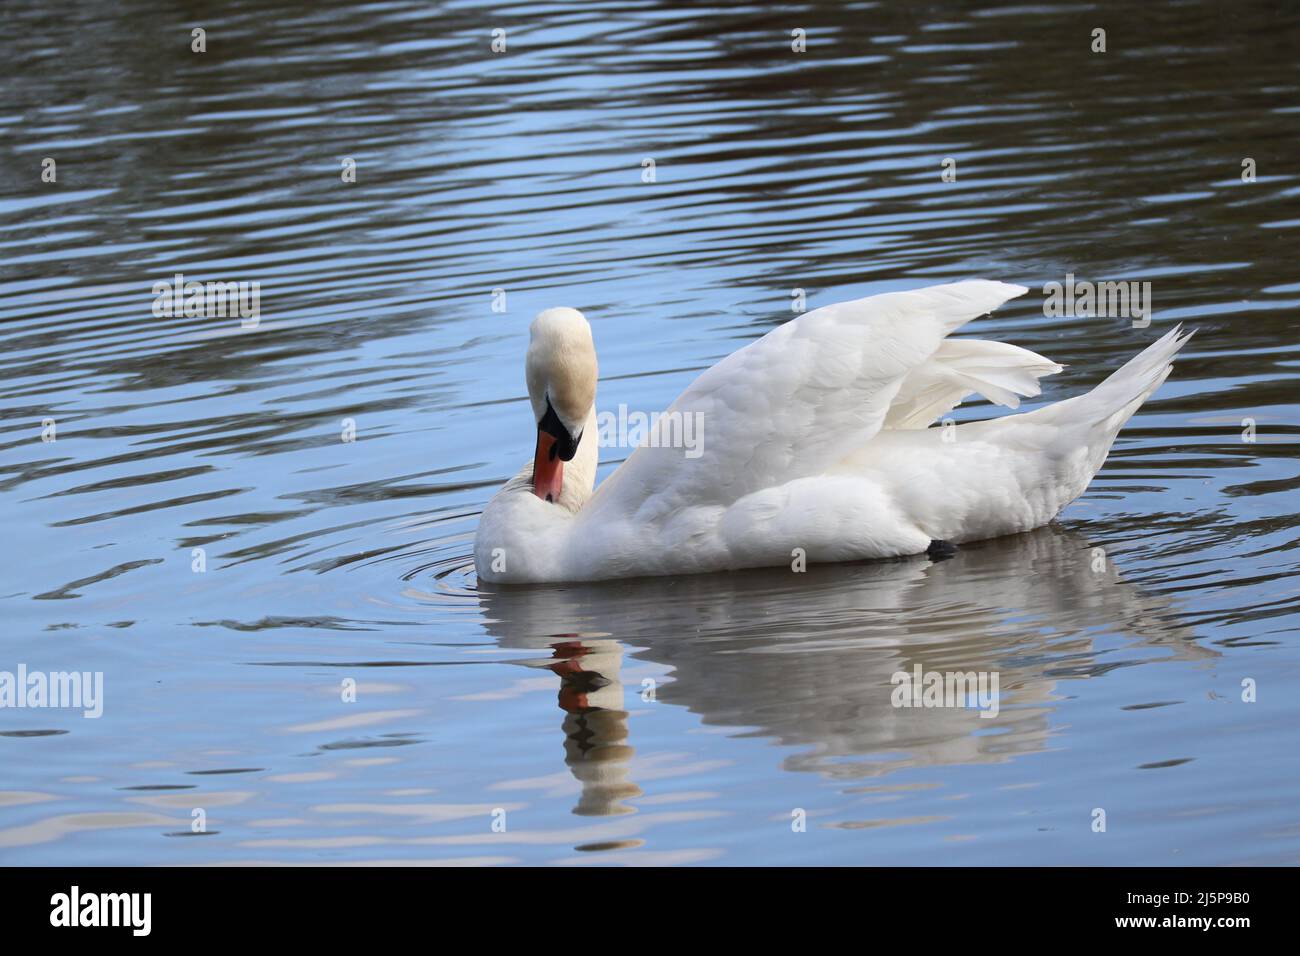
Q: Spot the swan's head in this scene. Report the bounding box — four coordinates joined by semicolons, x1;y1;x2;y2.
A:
525;307;596;502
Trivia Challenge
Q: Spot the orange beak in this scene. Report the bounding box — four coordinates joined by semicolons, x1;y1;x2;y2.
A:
533;428;564;503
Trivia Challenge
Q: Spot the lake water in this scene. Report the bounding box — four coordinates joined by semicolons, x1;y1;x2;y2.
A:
1;0;1298;866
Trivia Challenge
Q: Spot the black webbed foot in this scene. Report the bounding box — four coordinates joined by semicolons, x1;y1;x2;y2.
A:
926;539;959;561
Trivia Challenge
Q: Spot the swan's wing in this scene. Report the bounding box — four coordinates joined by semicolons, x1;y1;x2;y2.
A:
586;280;1028;523
882;338;1063;429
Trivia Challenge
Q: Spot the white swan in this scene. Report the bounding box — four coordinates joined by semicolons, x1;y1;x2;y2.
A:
474;280;1191;584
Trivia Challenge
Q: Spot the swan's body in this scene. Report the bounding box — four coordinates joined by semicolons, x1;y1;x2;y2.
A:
474;281;1190;584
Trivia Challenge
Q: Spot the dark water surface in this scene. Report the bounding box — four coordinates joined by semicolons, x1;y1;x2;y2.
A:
1;1;1298;864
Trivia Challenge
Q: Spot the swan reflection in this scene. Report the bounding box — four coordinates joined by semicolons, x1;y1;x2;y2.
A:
479;527;1209;815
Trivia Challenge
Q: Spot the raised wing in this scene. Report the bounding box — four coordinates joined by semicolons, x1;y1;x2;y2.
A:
585;280;1029;524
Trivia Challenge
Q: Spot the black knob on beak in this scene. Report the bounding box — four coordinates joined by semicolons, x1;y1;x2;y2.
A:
539;398;582;461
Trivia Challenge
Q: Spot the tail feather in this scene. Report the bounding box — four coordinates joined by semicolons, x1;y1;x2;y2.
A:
1079;325;1193;429
1011;325;1194;488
